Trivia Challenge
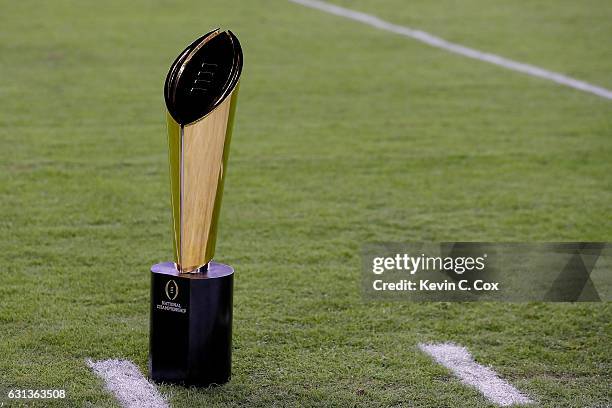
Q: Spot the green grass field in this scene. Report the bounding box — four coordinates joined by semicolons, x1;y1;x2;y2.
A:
1;0;611;406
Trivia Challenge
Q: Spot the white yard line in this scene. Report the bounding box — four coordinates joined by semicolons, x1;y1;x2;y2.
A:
87;359;169;408
288;0;612;101
419;343;533;406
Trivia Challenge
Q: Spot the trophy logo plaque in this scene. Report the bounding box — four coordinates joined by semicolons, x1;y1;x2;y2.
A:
149;29;243;386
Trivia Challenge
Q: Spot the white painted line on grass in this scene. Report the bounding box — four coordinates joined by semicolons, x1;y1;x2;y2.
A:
87;359;169;408
419;343;533;406
289;0;612;101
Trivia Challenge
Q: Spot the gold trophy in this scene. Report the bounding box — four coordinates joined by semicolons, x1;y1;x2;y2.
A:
149;29;243;386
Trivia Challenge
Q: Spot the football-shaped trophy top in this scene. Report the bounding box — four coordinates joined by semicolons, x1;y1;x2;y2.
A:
164;29;243;125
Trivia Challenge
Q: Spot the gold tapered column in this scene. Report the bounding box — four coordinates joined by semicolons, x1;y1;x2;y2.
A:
164;29;243;272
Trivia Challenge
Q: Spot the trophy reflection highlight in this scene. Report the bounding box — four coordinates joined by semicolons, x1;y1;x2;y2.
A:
149;29;243;386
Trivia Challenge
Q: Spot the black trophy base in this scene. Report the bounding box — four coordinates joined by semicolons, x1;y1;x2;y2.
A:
149;261;233;386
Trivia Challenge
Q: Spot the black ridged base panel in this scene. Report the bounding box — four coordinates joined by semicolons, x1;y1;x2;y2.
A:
149;261;233;386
